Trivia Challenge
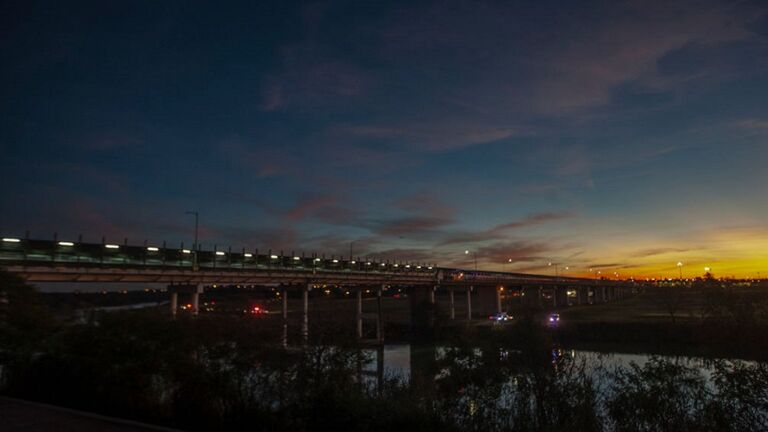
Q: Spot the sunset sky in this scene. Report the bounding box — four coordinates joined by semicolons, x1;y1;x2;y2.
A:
1;0;767;278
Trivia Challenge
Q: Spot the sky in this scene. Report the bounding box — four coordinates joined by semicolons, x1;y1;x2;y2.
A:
1;0;767;279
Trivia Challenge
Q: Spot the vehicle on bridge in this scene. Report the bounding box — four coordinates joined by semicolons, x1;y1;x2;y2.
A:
246;305;268;315
547;313;560;326
489;312;513;323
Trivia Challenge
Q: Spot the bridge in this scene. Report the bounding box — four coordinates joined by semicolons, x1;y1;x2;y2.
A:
0;236;637;344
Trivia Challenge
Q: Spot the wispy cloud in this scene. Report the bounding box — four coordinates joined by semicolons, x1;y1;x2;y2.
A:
438;212;574;246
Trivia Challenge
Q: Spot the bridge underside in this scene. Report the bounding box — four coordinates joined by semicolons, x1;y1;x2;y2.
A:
4;265;435;285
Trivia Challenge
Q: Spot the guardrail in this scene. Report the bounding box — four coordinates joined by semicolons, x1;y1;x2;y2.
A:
0;237;436;275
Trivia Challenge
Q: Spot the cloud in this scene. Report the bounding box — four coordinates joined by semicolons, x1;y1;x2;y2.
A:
330;122;524;153
474;240;555;265
260;54;373;111
438;211;574;245
368;216;455;237
527;0;757;114
732;118;768;131
631;247;691;258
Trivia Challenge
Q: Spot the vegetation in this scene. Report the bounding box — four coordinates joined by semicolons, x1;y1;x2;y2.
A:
2;271;768;431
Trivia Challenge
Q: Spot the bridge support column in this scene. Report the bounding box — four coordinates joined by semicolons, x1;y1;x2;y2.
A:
376;285;384;344
282;286;288;347
449;287;455;320
170;292;178;317
356;289;363;339
167;284;203;316
191;292;199;315
429;286;436;304
302;284;309;342
538;286;543;307
466;286;472;321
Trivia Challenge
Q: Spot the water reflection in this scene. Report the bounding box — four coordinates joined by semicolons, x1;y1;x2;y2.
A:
363;344;748;383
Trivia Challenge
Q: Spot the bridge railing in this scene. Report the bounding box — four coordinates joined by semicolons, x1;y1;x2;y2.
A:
0;237;436;275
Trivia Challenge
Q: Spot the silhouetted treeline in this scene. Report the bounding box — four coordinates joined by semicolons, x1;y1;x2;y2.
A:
1;271;767;431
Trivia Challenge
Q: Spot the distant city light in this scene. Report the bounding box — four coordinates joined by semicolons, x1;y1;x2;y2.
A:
105;244;119;249
147;247;159;251
182;249;191;254
2;238;20;243
244;253;253;258
294;256;301;260
58;241;74;246
332;259;339;263
216;251;226;256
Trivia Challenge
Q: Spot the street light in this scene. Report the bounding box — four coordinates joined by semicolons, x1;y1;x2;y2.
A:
186;211;199;270
677;261;683;280
185;211;199;251
465;250;477;271
548;262;559;278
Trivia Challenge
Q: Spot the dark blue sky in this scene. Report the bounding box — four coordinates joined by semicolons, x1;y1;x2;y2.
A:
2;0;767;277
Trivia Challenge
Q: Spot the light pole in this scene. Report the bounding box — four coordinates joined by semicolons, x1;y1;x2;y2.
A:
548;262;559;278
464;250;477;271
677;261;683;280
186;211;199;270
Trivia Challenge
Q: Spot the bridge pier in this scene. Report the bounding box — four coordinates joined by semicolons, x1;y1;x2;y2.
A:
191;290;200;315
302;284;309;342
553;287;569;309
170;292;178;317
552;287;557;308
282;286;288;347
466;286;472;321
167;284;203;317
356;289;363;339
376;284;384;344
579;286;590;305
449;287;455;320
